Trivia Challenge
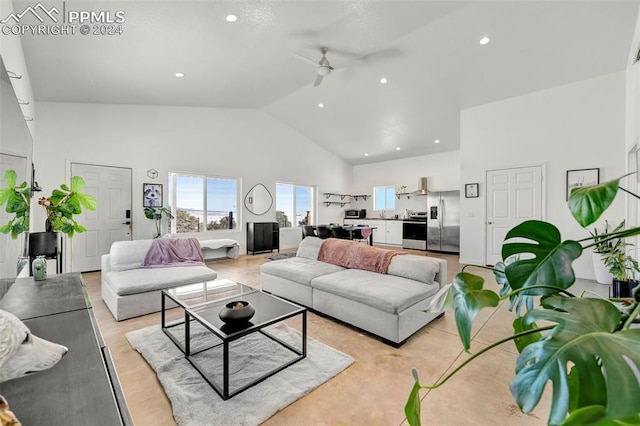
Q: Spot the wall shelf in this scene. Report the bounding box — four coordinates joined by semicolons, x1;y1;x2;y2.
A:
323;201;351;207
322;193;370;206
395;192;411;199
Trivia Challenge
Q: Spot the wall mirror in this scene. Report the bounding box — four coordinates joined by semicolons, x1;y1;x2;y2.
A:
1;56;34;278
244;183;272;216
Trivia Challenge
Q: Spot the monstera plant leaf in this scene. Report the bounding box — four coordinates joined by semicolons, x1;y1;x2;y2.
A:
511;296;640;424
502;220;582;295
452;272;500;351
568;177;620;228
495;261;534;316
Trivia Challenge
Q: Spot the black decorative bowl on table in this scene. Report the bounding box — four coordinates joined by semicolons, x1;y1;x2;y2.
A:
219;300;255;324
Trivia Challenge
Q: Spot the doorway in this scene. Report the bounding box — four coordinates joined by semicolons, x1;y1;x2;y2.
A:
485;165;544;265
70;163;132;272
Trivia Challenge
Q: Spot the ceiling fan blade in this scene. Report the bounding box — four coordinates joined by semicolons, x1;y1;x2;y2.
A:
293;53;320;67
313;74;324;87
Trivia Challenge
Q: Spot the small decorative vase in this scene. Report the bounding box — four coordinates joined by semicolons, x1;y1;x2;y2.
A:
32;255;47;281
16;256;29;278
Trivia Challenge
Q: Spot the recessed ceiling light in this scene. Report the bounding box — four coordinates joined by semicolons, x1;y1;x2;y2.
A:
396;147;401;151
479;36;490;45
380;77;388;84
225;14;238;22
434;139;440;144
318;103;324;108
175;72;185;78
364;153;369;156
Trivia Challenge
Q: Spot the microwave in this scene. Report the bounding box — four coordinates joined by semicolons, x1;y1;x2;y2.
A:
345;209;366;219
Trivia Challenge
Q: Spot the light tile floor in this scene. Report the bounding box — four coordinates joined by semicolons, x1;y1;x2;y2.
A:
82;247;609;425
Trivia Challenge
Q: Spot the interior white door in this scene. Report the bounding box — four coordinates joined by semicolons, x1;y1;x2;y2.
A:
0;154;28;278
485;166;543;265
70;163;132;272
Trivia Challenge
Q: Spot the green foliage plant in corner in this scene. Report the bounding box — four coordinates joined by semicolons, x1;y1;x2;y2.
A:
37;175;98;237
0;169;30;239
144;206;174;238
405;174;640;425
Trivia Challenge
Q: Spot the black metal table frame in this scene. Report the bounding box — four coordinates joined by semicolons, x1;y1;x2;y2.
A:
161;289;307;400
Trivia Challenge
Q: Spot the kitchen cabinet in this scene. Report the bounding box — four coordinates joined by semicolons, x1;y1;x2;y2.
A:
246;222;279;255
385;221;403;245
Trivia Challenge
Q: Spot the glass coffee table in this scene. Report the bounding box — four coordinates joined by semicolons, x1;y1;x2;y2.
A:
161;279;307;400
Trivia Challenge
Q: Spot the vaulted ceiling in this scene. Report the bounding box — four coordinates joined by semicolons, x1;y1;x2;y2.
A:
15;0;640;164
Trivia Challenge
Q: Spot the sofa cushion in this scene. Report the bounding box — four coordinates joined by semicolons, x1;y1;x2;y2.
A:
387;255;440;284
310;269;439;315
261;257;345;286
296;236;323;260
109;239;153;272
104;265;218;296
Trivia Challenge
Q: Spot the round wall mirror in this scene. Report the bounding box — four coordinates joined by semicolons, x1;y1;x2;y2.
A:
244;183;272;216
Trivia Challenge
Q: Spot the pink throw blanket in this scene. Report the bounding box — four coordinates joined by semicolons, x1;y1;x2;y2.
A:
317;238;405;274
142;238;205;268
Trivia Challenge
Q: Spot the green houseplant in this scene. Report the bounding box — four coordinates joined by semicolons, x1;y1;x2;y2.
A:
0;170;30;239
37;175;98;237
144;206;174;238
590;220;627;284
601;242;640;298
406;175;640;425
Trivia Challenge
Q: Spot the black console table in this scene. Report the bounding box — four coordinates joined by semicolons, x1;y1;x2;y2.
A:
0;273;132;425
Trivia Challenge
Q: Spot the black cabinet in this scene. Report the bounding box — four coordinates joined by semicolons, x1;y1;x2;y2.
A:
0;273;132;425
247;222;279;255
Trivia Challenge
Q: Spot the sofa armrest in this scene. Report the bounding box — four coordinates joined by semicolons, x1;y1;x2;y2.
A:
434;258;448;289
101;254;111;286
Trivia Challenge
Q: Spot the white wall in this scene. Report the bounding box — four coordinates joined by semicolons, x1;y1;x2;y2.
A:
460;71;627;279
33;102;353;256
0;2;35;137
351;151;461;217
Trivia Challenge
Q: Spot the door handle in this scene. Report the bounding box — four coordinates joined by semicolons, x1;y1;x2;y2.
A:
487;221;494;225
122;221;131;225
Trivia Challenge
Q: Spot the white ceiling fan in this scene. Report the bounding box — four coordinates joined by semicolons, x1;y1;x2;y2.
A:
295;47;356;87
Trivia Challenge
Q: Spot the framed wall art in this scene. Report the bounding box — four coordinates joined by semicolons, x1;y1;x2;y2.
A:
465;183;479;198
566;168;599;200
143;183;163;207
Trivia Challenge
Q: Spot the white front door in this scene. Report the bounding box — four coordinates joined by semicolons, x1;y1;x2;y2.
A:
70;163;132;272
485;165;543;265
0;154;28;278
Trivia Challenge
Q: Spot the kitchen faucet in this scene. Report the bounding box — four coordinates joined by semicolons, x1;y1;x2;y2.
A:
379;210;385;218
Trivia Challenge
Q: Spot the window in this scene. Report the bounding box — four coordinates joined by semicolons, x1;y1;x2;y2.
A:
276;183;315;228
374;186;395;210
168;172;239;233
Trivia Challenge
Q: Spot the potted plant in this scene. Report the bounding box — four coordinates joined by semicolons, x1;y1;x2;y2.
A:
0;170;31;275
37;175;98;236
144;206;174;238
590;220;626;284
405;174;640;425
601;244;640;298
0;170;30;239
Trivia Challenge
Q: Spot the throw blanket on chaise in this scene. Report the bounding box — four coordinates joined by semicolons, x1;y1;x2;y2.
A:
142;238;205;267
317;238;405;274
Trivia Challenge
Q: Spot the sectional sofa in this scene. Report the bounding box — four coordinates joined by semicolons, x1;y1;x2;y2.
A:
260;237;447;345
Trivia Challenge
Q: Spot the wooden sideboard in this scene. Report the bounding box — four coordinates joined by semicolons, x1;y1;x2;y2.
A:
0;273;132;425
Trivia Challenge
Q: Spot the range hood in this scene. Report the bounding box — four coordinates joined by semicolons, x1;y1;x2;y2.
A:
411;177;429;196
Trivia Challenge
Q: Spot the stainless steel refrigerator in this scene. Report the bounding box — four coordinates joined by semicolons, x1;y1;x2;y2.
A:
427;190;460;253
